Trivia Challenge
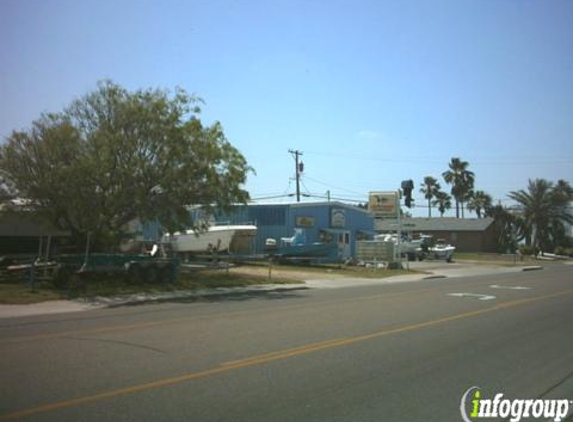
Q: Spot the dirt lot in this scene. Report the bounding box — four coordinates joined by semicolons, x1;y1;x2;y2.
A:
228;263;413;281
229;265;346;281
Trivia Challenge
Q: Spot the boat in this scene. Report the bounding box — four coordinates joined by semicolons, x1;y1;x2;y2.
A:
265;228;338;261
162;224;257;254
374;233;431;260
428;238;456;262
373;233;455;261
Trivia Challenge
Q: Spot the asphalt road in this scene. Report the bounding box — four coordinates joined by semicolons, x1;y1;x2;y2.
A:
1;264;572;422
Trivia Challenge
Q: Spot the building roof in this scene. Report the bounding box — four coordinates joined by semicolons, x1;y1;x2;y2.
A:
376;217;494;232
248;201;372;215
0;212;70;237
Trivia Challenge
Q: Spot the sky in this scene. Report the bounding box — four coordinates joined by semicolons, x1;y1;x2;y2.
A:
1;0;572;217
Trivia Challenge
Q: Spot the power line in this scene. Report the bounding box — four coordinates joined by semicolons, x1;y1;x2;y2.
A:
303;175;365;196
288;149;303;202
250;194;293;201
304;150;573;165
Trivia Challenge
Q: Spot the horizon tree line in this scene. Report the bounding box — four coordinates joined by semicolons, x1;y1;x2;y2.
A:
419;157;493;219
417;157;572;253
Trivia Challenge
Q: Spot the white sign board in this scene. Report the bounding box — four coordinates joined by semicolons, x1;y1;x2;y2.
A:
368;191;399;219
331;208;346;228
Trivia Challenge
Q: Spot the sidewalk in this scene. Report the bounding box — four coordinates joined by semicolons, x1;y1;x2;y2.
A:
0;261;541;319
0;284;309;319
0;300;105;319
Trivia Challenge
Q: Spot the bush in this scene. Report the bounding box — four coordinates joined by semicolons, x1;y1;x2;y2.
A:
519;244;536;256
554;246;566;256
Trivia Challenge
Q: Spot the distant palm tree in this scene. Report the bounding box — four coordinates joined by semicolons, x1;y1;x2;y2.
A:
442;157;475;218
467;190;493;218
432;191;452;217
420;176;441;218
508;179;573;252
487;205;519;253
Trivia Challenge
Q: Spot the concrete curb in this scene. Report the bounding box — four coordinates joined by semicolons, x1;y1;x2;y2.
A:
522;266;543;272
81;284;310;308
0;261;548;318
423;275;447;280
0;284;310;318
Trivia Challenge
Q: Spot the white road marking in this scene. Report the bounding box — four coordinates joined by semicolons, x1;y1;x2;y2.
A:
447;293;497;301
489;284;531;290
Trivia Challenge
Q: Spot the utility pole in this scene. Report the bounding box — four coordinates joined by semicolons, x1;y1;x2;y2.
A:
288;149;303;202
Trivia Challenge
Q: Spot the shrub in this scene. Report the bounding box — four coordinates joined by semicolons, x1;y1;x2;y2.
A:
519;244;536;256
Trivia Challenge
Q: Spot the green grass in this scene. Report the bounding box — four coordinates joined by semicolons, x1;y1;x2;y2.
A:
0;269;303;305
176;270;302;289
454;252;532;263
0;262;421;305
0;282;66;304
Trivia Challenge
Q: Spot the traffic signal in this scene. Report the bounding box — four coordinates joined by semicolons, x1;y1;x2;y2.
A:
401;179;414;208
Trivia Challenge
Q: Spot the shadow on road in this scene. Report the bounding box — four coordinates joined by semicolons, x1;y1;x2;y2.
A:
106;286;311;309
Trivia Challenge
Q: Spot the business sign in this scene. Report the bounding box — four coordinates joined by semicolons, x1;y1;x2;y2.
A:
295;216;315;227
368;191;399;218
331;208;346;228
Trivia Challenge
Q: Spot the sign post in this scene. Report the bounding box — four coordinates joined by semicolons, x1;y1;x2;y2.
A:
395;191;403;269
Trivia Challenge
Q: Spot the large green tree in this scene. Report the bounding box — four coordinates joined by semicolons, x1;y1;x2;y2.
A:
442;157;474;218
508;179;573;252
0;81;252;250
419;176;441;218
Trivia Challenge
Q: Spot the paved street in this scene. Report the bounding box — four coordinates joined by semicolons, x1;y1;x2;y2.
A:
1;264;572;421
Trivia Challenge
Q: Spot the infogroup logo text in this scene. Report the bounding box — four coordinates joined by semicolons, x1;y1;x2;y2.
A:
460;386;572;422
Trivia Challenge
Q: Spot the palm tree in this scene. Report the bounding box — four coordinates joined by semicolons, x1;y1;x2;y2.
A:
508;179;573;252
419;176;441;218
432;191;452;217
467;190;493;218
487;205;518;253
442;157;475;218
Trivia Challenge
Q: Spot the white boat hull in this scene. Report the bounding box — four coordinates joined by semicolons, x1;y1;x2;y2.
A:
163;225;257;253
430;245;456;261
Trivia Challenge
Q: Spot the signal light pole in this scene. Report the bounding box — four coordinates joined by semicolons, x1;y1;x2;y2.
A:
401;179;414;208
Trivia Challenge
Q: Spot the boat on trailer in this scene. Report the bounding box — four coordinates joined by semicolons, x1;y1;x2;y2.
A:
427;239;456;262
162;224;257;254
265;228;338;261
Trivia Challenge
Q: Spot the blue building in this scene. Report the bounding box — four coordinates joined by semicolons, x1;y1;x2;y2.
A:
213;202;375;259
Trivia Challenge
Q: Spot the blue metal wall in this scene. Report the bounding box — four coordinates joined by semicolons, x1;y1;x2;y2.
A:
219;202;375;257
144;202;375;258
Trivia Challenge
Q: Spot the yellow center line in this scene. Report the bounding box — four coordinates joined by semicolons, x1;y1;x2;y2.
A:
2;288;572;421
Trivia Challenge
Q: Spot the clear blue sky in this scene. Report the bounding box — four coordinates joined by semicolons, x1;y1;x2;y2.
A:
1;0;572;216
